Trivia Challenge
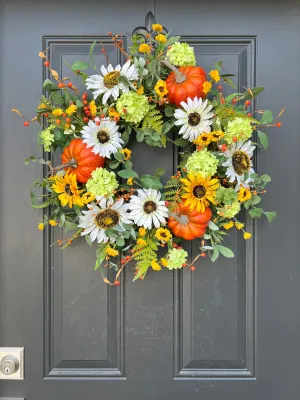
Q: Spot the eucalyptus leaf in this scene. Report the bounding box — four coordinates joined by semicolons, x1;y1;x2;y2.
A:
257;130;269;150
71;61;89;72
140;175;163;189
249;208;263;218
211;247;220;262
216;245;234;258
208;220;219;231
264;211;277;222
118;169;139;179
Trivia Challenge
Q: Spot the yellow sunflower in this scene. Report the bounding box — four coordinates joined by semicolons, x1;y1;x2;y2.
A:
121;148;132;160
154;80;168;97
52;172;85;208
209;130;224;142
82;192;95;204
181;173;219;213
155;227;172;242
238;187;251;202
193;133;211;147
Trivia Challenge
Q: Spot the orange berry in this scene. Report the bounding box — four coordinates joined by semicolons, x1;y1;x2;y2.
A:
114;280;120;286
173;243;178;248
83;117;89;123
68;82;73;88
58;82;65;89
221;144;227;152
101;114;105;118
121;259;126;265
165;201;170;206
62;113;67;118
24;121;29;126
276;122;282;127
182;263;187;268
44;113;49;117
201;252;206;257
108;32;112;36
55;119;61;124
44;61;50;67
217;85;223;90
66;117;71;123
232;136;238;142
95;120;100;126
247;113;252;117
126;255;130;261
244;100;251;107
190;266;196;271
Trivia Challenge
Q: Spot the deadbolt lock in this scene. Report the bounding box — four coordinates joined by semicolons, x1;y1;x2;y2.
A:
0;347;24;379
0;355;20;375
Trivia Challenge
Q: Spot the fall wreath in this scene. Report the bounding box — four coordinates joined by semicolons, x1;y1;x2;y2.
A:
14;24;281;284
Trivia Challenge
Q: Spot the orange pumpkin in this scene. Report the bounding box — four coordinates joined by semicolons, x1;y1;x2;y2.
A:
166;66;207;107
61;139;105;183
168;202;212;240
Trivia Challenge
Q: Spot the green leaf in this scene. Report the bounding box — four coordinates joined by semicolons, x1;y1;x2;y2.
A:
225;93;241;102
50;92;64;104
173;137;189;147
140;174;163;189
208;221;219;231
52;128;67;148
85;235;93;246
251;195;261;205
214;60;223;71
71;61;89;72
241;86;264;101
211;246;220;262
43;79;59;92
223;77;236;89
136;130;144;142
154;167;166;177
216;245;234;258
264;211;277;222
64;221;78;233
260;110;273;125
133;264;148;281
260;174;271;183
114;152;125;161
118;169;139;179
108;160;120;169
75;100;84;109
257;130;269;150
124;160;133;169
165;35;181;48
148;60;157;74
249;208;263;218
162;122;171;134
116;237;125;247
164;106;174;117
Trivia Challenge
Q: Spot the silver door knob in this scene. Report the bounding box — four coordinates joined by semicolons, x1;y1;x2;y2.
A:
0;355;20;375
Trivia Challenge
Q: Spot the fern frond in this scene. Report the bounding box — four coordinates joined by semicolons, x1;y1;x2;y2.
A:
142;104;163;134
132;233;159;280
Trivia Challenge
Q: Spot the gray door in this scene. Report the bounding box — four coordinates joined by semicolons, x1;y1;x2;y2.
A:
1;0;299;399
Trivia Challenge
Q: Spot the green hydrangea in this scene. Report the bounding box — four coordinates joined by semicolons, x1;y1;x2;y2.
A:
220;201;241;218
86;168;118;197
224;117;253;144
215;186;238;205
116;92;150;124
40;125;55;152
166;42;196;67
166;248;188;270
186;149;219;177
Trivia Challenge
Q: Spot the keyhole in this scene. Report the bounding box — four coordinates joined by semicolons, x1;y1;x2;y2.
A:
4;367;10;374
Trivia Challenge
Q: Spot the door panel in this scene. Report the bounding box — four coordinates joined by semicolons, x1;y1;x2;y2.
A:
0;0;299;399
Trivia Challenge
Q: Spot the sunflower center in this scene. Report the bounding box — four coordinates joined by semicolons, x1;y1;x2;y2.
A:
143;200;157;214
232;151;251;176
64;183;73;196
95;209;120;229
97;130;110;143
103;71;120;88
188;112;201;126
193;185;206;198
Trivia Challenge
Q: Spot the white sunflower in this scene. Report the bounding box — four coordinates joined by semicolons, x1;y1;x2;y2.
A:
222;140;256;189
78;197;132;244
86;60;139;104
81;118;123;158
128;189;169;229
174;97;214;141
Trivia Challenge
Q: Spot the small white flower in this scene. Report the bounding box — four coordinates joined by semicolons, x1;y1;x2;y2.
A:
64;124;76;135
222;140;256;189
81;118;123;158
128;189;169;229
174;97;214;141
78;197;131;244
86;60;139;104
